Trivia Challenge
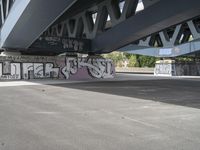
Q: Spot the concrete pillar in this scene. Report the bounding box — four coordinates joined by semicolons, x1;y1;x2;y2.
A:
154;59;176;76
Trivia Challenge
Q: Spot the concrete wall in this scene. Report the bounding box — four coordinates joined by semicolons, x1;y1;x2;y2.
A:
154;60;200;76
0;56;115;80
116;67;154;74
175;62;200;76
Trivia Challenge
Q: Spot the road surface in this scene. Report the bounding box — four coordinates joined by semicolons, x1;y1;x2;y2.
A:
0;74;200;150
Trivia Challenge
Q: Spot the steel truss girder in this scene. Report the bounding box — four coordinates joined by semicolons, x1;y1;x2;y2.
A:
138;18;200;48
121;39;200;58
46;0;200;54
92;0;200;53
44;0;158;40
120;17;200;57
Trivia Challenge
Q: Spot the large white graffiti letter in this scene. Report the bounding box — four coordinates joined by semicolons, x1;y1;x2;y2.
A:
62;58;78;79
102;59;114;78
11;63;21;80
79;58;103;78
0;63;2;77
22;63;34;79
34;63;44;78
22;63;44;79
0;63;21;80
45;63;59;78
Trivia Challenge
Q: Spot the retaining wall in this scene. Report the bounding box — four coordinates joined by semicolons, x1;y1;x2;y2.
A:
154;61;200;76
0;56;115;80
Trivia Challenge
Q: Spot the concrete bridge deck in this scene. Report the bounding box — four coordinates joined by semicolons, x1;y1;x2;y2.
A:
0;74;200;150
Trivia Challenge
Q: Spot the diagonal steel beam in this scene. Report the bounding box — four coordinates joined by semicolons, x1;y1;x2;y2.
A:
1;0;78;49
92;0;200;53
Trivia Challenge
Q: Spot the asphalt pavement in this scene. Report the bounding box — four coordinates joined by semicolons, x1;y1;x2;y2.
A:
0;74;200;150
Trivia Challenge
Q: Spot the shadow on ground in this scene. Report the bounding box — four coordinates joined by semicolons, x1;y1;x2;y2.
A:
52;79;200;109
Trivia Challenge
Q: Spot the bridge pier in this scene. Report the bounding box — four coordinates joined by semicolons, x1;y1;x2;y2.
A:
154;59;200;76
0;55;115;80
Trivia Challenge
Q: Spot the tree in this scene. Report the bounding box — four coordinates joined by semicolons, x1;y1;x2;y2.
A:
127;55;137;67
103;52;157;68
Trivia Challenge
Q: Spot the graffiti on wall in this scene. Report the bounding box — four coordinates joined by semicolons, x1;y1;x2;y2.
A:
154;63;175;76
31;36;91;53
22;63;60;79
0;56;114;80
62;58;114;79
0;62;21;80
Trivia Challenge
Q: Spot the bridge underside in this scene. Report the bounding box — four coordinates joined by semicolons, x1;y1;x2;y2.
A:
1;0;200;56
119;40;200;58
0;0;77;50
119;16;200;57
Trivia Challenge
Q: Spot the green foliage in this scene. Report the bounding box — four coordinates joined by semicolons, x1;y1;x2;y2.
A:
102;52;126;65
103;52;198;68
102;52;157;68
176;56;195;62
135;55;157;67
127;55;137;67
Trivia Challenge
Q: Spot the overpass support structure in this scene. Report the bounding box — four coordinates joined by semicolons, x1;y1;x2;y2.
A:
41;0;200;55
119;17;200;58
0;0;77;50
1;0;200;56
0;0;200;77
117;16;200;76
